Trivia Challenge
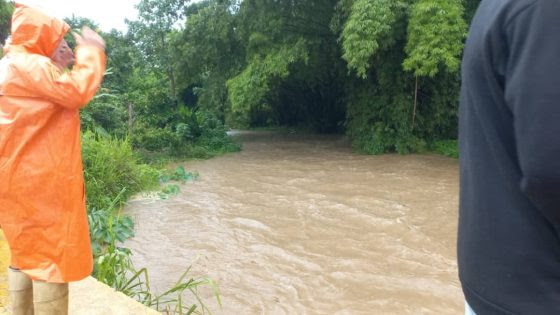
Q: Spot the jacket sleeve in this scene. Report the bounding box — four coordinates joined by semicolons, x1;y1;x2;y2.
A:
14;45;106;109
504;1;560;224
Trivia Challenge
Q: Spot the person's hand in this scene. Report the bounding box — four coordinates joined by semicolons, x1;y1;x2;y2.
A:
73;27;105;51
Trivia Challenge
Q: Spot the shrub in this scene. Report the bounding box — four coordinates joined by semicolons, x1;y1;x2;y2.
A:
130;110;241;159
430;139;458;158
130;124;178;152
82;131;159;211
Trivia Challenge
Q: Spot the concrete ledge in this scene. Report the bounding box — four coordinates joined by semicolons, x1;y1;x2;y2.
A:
1;277;160;315
69;277;160;315
1;276;160;315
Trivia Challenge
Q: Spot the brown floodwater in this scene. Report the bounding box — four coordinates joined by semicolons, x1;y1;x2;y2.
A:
124;131;462;314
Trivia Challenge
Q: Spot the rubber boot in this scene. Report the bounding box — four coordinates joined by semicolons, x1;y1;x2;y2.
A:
32;281;68;315
7;267;34;315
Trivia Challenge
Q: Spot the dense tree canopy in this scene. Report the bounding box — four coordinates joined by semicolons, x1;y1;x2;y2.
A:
0;0;484;154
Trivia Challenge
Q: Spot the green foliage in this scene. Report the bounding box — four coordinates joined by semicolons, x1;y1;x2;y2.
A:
173;0;243;120
341;0;402;78
10;0;475;156
158;166;199;199
88;190;134;256
131;124;177;152
168;166;199;182
430;139;458;158
0;0;13;44
127;0;187;103
227;39;309;115
88;188;134;255
137;267;222;314
403;0;467;77
103;30;139;92
82;131;159;211
130;109;240;158
194;111;241;154
158;184;181;199
345;61;424;154
81;92;128;137
332;0;464;153
464;0;481;23
413;71;460;141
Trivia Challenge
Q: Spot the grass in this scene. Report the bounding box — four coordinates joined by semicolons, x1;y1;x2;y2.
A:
82;131;160;211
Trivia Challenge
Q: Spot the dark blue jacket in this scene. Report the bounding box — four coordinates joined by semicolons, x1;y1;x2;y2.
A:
459;0;560;313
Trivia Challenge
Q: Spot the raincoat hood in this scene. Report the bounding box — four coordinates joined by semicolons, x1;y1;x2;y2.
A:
10;3;70;57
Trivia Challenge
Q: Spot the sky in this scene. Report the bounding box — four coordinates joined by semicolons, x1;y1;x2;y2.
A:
17;0;205;33
20;0;141;32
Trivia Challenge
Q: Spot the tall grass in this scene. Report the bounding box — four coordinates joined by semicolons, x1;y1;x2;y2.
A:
82;131;160;210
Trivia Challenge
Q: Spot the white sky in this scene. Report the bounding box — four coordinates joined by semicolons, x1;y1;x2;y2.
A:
17;0;204;33
19;0;141;32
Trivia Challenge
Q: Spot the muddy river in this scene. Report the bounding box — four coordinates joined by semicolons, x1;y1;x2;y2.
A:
124;131;463;314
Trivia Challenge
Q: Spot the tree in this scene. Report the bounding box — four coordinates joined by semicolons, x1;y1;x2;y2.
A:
340;0;405;78
331;0;467;153
224;0;347;130
403;0;467;77
127;0;189;105
173;0;243;119
63;15;100;48
0;0;13;45
98;0;475;154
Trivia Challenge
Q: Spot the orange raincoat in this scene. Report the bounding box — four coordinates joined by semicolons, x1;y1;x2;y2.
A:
0;4;106;282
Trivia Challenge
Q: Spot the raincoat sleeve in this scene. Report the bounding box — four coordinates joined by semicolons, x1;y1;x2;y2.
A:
13;45;106;109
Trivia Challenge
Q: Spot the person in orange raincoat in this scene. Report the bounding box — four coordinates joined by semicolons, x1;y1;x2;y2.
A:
0;3;106;314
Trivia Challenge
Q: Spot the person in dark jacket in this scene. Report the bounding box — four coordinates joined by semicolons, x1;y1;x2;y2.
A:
459;0;560;314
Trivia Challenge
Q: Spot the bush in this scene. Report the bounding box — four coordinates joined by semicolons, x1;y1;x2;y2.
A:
345;42;458;155
82;131;160;211
130;124;178;152
195;110;241;155
430;139;458;158
131;110;241;159
81;94;128;137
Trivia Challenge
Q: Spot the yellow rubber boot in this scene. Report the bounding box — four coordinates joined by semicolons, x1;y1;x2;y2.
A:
32;281;68;315
7;267;34;315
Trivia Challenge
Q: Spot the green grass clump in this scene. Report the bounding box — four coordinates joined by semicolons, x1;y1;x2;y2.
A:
82;131;160;211
430;139;458;158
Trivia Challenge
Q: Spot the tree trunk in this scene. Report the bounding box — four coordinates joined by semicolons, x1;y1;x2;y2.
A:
168;67;178;106
412;76;418;131
160;32;178;105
